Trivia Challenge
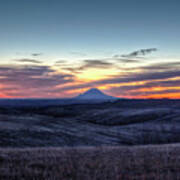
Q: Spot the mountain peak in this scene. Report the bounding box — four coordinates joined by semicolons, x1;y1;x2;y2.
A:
75;88;117;100
84;88;104;95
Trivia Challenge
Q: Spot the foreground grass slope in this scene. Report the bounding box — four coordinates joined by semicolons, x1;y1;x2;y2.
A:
0;144;179;180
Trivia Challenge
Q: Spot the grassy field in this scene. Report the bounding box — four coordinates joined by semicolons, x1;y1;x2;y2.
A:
0;144;179;180
0;100;180;147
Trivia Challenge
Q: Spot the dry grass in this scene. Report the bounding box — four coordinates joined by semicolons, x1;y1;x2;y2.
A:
0;144;179;180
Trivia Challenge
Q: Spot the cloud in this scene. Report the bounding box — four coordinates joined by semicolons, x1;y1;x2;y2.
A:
140;62;180;71
1;53;179;98
0;65;74;97
122;48;157;58
117;61;180;72
82;60;113;68
129;89;180;96
37;59;180;98
115;58;140;63
58;55;143;73
62;67;79;73
112;49;158;64
106;79;180;92
55;69;180;95
31;53;42;57
105;86;180;98
55;60;67;64
63;59;114;72
96;70;180;85
15;58;42;64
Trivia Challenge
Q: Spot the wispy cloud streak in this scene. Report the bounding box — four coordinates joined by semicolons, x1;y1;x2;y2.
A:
122;48;157;58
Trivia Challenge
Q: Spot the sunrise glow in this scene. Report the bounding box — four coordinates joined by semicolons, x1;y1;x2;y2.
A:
0;1;179;99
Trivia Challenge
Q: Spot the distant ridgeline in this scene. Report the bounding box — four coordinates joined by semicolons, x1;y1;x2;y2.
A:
0;88;118;107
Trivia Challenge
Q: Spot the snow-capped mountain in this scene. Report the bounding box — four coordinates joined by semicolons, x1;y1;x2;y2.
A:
75;88;117;100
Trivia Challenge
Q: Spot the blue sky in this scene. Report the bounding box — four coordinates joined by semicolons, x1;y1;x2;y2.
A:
0;0;180;98
1;0;180;61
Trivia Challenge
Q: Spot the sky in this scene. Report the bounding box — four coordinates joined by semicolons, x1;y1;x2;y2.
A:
0;0;180;98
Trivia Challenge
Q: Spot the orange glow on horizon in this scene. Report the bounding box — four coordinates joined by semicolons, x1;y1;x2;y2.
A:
140;93;180;99
0;66;180;99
